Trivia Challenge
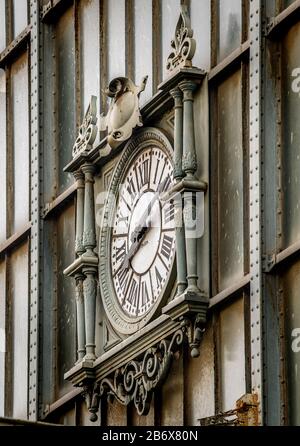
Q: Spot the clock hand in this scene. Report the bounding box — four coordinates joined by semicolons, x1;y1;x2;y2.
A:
130;176;169;244
122;176;170;270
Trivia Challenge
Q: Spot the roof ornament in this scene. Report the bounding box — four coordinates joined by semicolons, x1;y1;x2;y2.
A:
166;5;196;73
72;95;98;159
99;76;148;149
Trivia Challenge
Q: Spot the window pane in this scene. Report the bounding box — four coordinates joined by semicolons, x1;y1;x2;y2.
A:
218;0;242;62
220;298;245;411
57;203;76;398
0;260;5;416
283;0;296;9
80;0;100;116
0;0;5;51
107;0;125;80
11;241;28;419
162;0;181;80
282;260;300;425
282;22;300;248
217;70;244;291
0;68;6;241
56;8;76;193
12;52;29;234
190;0;210;70
13;0;28;38
134;0;153;103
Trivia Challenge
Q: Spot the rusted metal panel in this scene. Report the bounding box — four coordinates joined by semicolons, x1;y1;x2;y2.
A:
106;400;128;426
184;320;215;425
160;353;184;426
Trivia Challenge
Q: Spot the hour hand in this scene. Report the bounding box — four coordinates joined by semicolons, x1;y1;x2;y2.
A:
122;224;149;270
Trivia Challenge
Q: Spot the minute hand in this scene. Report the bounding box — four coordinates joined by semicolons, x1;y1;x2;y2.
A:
121;177;169;269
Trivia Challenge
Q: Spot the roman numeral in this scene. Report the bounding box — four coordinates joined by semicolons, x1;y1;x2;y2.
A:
153;158;161;185
163;200;175;223
140;280;150;307
161;173;172;192
126;177;137;204
118;208;129;225
115;241;126;263
117;267;130;295
154;266;163;288
137;159;150;188
126;278;139;307
160;234;173;261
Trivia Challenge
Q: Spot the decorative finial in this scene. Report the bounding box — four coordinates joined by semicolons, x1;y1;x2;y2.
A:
166;5;196;72
99;76;148;149
72;96;98;159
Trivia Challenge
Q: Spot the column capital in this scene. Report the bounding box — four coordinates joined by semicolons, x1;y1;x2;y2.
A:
74;170;85;188
82;163;96;176
170;86;183;100
179;80;198;100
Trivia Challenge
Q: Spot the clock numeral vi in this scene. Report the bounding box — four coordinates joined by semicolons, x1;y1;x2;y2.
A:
126;278;139;308
117;267;130;295
140;280;150;307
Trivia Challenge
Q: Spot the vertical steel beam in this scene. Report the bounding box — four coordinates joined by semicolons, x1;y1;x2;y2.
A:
249;0;263;423
28;0;40;421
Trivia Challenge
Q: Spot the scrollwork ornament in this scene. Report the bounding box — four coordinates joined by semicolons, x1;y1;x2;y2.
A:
181;314;206;358
82;383;101;422
97;329;184;418
166;5;196;72
72;96;98;158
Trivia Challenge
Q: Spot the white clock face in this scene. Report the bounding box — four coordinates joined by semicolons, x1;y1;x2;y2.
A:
111;146;176;318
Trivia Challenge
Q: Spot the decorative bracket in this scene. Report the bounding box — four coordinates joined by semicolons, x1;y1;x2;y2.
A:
81;329;183;421
72;96;98;159
180;314;206;358
82;383;101;422
166;5;196;72
100;76;148;149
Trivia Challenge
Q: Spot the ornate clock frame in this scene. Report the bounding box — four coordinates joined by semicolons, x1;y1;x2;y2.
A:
62;6;209;421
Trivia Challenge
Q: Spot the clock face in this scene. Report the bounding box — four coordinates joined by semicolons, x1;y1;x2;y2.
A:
99;128;176;334
111;146;175;318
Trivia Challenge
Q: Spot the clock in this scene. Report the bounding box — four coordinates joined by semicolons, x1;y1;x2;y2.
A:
99;128;176;335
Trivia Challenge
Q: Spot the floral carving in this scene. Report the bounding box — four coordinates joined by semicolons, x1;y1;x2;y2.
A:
72;96;98;159
75;279;84;303
166;5;196;72
83;229;96;248
83;275;96;300
182;151;197;174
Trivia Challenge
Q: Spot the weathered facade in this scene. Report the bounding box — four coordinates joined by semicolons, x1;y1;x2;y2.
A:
1;0;300;427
